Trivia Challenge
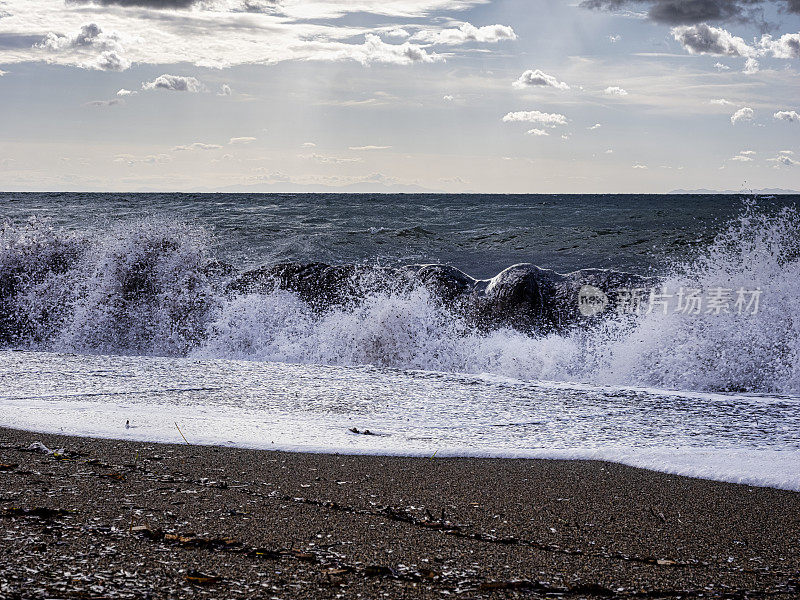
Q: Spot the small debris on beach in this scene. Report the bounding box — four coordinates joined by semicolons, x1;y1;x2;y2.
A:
349;427;377;436
185;570;223;585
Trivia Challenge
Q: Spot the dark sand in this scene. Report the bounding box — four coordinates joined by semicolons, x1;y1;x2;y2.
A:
0;427;798;599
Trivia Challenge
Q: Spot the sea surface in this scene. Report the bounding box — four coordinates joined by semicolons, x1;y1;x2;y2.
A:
1;192;800;490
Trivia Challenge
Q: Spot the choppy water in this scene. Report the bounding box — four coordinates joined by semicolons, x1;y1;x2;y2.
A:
1;192;799;489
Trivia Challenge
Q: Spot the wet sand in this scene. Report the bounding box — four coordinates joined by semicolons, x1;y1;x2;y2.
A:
1;426;798;599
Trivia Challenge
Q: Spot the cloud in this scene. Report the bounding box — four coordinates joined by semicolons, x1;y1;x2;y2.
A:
0;70;6;76
218;83;232;96
671;23;753;57
357;33;442;65
229;136;257;144
730;150;756;161
604;86;629;96
632;163;648;169
68;0;199;7
731;106;754;124
512;69;570;90
301;142;316;148
84;98;124;107
609;34;621;42
443;94;454;101
114;153;171;166
710;98;733;105
672;25;799;65
588;123;602;130
385;28;411;39
743;57;760;73
349;145;392;150
35;22;131;71
760;33;800;58
768;152;800;166
1;1;490;71
142;74;202;92
413;22;517;45
580;1;800;26
172;142;223;151
502;110;568;127
526;128;549;136
299;153;362;164
774;110;800;122
117;88;136;96
713;62;730;70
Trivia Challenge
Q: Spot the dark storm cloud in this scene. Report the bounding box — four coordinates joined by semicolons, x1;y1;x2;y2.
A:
580;0;800;25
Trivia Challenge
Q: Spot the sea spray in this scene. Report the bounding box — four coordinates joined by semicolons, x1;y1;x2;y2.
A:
595;202;800;392
2;202;800;394
0;217;217;355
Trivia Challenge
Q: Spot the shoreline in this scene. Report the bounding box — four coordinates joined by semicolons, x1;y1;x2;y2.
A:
5;418;800;493
1;426;799;598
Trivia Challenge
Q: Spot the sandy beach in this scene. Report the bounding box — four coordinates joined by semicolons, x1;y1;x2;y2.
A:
0;426;798;599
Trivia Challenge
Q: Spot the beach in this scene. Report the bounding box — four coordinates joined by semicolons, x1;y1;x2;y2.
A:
1;426;798;599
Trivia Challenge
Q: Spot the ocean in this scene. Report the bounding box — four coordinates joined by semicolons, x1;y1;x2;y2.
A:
1;192;799;490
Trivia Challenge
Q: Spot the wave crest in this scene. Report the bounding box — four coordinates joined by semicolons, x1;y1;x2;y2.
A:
2;201;799;394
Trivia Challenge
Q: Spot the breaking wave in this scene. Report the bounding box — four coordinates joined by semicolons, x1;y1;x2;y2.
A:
2;201;799;394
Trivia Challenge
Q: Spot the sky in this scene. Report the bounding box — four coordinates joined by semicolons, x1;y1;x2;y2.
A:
0;0;798;193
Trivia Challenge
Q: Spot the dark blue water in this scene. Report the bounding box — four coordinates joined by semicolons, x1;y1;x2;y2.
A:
3;192;796;278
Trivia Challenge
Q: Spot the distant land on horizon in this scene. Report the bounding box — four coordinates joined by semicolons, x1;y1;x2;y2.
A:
669;188;800;195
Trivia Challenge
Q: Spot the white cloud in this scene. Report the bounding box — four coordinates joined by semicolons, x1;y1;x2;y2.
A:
633;164;648;169
385;28;411;39
502;110;568;127
442;95;454;102
114;153;171;166
356;33;442;65
349;145;392;150
760;33;800;59
608;34;621;43
218;83;232;96
774;110;800;123
743;57;759;74
671;24;754;57
299;153;363;164
0;70;6;76
730;150;755;162
673;26;799;66
172;143;223;151
413;22;517;45
588;123;602;130
710;98;733;106
526;129;549;136
142;74;203;92
604;86;628;96
605;149;613;154
768;153;800;167
301;142;316;148
714;62;730;71
0;1;485;71
731;107;754;125
117;88;136;96
512;69;569;91
34;23;131;71
229;136;257;145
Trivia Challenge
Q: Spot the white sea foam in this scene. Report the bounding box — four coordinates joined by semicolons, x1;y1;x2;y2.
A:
1;350;799;490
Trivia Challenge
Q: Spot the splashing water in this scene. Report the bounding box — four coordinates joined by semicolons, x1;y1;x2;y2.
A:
2;202;800;394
